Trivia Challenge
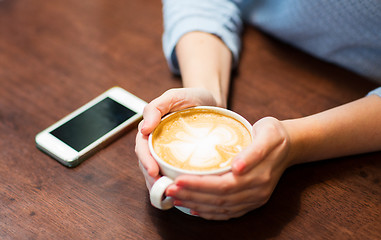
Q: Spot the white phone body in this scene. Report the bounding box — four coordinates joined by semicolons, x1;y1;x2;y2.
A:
35;87;147;167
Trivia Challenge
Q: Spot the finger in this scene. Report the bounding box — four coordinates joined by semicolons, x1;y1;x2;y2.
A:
140;90;182;135
167;183;268;220
140;89;193;135
171;172;256;196
135;130;160;177
138;160;159;191
232;117;284;175
171;192;258;221
141;88;217;135
167;183;262;207
180;199;258;215
140;103;165;135
172;173;238;195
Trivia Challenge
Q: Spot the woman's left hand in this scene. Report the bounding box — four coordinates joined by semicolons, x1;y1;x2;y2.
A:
165;117;293;220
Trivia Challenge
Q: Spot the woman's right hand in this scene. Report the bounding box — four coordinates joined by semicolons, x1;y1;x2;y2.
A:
135;88;219;191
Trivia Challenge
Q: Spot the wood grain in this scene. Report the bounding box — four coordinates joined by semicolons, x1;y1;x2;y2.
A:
0;0;380;239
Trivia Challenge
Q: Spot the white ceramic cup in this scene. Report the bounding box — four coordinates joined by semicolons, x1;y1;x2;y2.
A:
148;106;253;214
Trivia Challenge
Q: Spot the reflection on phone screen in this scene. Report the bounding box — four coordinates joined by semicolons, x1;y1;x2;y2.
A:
50;97;136;151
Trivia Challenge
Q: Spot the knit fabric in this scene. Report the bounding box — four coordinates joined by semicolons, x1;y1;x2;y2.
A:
162;0;381;91
242;0;381;82
367;87;381;97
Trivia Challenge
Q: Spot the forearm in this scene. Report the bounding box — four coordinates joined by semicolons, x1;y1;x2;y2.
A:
176;32;232;108
284;95;381;166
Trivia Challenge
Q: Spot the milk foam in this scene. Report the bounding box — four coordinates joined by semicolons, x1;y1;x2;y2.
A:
152;109;251;171
166;125;237;168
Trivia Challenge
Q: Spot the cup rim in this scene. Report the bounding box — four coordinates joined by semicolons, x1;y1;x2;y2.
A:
148;106;253;176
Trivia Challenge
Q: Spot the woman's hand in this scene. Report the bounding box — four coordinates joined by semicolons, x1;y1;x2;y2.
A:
135;88;218;190
165;117;293;220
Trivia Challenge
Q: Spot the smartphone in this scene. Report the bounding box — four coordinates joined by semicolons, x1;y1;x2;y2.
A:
35;87;147;167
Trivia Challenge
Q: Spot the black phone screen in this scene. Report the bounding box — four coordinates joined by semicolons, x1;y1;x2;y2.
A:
50;97;136;152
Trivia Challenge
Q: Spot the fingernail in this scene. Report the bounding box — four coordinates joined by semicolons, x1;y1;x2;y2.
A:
233;159;245;173
175;180;186;187
147;168;157;178
173;200;183;206
141;120;151;134
140;124;147;134
190;210;199;216
166;185;180;197
139;119;145;128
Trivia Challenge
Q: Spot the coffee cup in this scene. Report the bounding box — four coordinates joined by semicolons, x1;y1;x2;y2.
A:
148;106;253;214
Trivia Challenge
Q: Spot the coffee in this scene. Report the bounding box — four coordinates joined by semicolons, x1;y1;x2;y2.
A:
151;108;252;172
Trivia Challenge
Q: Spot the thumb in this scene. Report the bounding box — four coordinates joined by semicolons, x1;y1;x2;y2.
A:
232;117;281;175
140;103;163;135
140;88;199;135
232;143;264;175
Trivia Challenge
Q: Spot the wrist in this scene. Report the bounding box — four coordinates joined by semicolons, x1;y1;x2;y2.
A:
281;119;306;167
281;116;330;166
176;32;231;109
183;77;227;108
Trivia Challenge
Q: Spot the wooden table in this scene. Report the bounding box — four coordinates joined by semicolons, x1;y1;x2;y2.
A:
1;0;380;239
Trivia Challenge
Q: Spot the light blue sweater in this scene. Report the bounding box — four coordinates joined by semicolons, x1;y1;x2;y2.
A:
162;0;381;96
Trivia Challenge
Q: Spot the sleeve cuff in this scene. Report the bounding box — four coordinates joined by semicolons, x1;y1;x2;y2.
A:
367;87;381;97
162;17;241;75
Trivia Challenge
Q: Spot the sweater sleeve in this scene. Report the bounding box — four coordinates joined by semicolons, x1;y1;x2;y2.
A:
162;0;244;74
367;87;381;98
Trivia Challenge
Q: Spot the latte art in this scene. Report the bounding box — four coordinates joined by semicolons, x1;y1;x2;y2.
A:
152;108;252;172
